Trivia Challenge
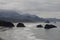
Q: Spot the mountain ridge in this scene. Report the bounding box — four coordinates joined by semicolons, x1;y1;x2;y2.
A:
0;10;60;22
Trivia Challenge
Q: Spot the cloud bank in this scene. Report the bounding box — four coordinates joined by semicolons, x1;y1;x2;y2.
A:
0;0;60;18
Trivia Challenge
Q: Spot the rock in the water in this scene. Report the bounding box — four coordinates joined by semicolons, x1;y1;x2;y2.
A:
37;24;43;28
17;23;25;27
44;24;57;29
0;20;14;28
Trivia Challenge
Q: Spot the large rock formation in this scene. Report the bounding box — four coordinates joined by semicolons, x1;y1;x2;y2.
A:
37;24;43;28
0;20;14;28
17;23;25;27
44;24;57;29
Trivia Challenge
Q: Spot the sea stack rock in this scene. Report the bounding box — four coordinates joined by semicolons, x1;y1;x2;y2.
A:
44;24;57;29
0;20;14;28
37;24;43;28
17;23;25;27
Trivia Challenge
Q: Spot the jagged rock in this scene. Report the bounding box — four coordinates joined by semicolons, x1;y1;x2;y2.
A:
17;23;25;27
37;24;43;28
44;24;57;29
0;20;14;28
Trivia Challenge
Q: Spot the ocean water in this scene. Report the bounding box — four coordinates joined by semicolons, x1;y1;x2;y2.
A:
0;22;60;40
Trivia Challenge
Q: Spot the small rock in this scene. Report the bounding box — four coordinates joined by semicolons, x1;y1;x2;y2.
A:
17;23;25;27
37;25;43;28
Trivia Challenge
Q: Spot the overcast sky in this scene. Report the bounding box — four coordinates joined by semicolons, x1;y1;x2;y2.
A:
0;0;60;18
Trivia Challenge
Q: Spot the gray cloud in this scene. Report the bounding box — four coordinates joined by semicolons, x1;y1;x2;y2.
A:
0;0;60;18
0;0;60;11
23;0;60;11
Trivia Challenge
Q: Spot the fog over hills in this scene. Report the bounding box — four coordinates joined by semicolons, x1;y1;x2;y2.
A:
0;10;45;22
0;10;60;22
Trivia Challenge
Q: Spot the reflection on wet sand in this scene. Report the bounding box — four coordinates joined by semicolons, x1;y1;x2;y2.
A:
0;23;60;40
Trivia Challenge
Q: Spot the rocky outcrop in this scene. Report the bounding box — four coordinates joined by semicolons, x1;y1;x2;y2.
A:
37;24;43;28
17;23;25;27
0;20;14;28
44;24;57;29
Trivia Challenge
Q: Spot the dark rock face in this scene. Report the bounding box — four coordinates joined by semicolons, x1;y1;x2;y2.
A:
17;23;25;27
0;20;14;28
37;25;43;28
44;24;57;29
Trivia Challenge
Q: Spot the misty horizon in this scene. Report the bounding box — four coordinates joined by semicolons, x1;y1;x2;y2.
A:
0;0;60;18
